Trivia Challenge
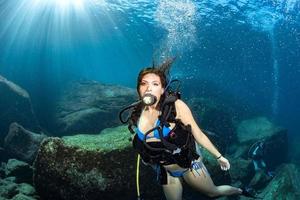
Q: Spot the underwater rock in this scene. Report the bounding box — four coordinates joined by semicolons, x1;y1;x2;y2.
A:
0;75;40;142
0;162;5;178
11;193;37;200
237;117;283;143
4;123;47;163
256;164;300;200
4;159;33;184
0;177;18;199
33;125;162;200
15;183;36;197
247;169;272;190
53;80;137;136
288;135;300;166
187;97;237;154
0;176;37;200
229;157;252;184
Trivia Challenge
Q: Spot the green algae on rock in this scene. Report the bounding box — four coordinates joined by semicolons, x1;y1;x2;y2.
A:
62;125;132;152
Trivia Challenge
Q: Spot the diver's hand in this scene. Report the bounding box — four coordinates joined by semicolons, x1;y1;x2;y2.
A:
217;156;230;171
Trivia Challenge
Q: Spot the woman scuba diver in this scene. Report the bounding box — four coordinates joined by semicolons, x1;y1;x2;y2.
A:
119;58;256;200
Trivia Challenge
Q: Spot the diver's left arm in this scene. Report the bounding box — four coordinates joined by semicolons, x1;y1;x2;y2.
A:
175;99;230;171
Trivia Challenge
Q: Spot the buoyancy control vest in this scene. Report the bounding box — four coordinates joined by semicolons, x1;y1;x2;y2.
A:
122;91;199;168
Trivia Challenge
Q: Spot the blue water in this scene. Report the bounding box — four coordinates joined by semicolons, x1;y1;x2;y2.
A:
0;0;299;135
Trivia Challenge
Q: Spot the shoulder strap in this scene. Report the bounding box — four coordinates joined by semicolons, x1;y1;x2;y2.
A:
159;91;180;123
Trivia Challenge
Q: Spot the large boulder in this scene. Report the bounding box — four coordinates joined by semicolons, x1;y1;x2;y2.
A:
53;81;137;136
4;123;47;164
0;75;40;143
33;125;162;200
237;117;283;143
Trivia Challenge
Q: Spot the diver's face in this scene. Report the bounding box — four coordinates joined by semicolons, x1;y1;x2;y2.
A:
139;73;164;105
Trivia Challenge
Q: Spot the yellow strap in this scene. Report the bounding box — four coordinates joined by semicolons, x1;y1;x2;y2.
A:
136;154;141;198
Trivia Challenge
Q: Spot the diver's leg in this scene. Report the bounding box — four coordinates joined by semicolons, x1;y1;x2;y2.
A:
183;162;242;198
253;160;259;171
248;168;265;187
261;159;266;168
162;172;183;200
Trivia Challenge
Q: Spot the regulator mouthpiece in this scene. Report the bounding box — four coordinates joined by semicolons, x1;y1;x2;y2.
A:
142;94;157;106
